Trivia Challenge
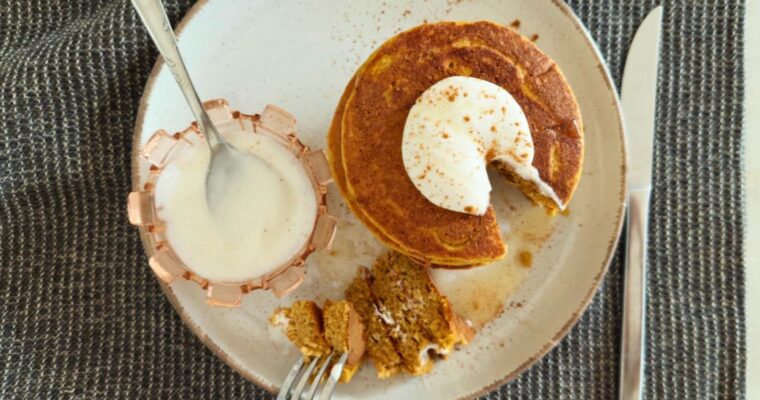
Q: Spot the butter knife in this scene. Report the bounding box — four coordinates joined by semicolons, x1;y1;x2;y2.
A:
619;6;662;400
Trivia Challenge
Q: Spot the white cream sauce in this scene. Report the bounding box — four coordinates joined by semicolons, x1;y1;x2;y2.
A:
154;132;317;282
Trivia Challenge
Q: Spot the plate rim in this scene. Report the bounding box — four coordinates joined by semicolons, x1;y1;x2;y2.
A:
129;0;628;397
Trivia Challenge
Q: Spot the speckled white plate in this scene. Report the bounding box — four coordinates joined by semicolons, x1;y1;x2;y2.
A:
131;0;626;398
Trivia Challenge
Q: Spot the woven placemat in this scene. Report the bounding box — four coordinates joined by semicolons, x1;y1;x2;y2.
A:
0;0;745;398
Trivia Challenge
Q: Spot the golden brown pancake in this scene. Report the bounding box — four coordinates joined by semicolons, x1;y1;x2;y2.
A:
329;21;583;266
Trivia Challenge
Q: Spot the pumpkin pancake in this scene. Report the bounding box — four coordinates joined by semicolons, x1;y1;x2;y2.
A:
329;21;583;266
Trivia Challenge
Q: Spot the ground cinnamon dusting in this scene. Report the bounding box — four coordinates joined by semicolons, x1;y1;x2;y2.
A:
518;251;533;268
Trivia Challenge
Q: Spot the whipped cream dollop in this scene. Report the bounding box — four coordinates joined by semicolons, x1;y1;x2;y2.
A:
154;132;318;282
402;76;564;216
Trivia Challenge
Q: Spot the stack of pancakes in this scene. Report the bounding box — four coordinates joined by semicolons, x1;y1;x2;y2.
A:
329;21;583;267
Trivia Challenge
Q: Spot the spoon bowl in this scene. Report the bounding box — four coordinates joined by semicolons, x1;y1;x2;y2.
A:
205;142;248;213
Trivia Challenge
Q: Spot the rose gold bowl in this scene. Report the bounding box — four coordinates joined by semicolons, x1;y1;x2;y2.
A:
127;98;336;307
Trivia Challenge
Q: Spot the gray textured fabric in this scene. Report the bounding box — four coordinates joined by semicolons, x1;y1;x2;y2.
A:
0;1;745;399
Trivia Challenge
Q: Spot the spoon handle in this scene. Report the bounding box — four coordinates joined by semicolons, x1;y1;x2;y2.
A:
131;0;221;149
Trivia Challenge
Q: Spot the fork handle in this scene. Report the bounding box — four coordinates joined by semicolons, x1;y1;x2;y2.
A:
130;0;220;149
619;188;650;400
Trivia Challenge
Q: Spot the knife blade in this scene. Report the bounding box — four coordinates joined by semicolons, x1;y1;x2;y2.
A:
619;6;662;400
622;6;662;190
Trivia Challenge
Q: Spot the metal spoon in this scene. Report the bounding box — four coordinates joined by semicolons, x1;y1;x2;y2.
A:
131;0;242;209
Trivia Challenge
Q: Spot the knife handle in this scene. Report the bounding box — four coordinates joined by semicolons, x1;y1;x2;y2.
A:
620;188;651;400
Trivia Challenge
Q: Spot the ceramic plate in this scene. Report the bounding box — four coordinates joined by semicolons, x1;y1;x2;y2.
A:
131;0;626;398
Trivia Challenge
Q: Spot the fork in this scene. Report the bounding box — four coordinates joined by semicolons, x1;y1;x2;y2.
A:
277;352;349;400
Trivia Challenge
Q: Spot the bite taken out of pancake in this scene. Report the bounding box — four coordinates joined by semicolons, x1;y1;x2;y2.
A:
328;21;583;267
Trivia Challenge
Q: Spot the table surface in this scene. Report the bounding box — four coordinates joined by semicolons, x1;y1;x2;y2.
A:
745;0;758;397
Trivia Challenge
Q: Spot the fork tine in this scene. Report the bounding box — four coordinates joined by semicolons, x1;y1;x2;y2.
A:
316;352;348;400
289;356;321;400
277;356;306;400
303;352;335;400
